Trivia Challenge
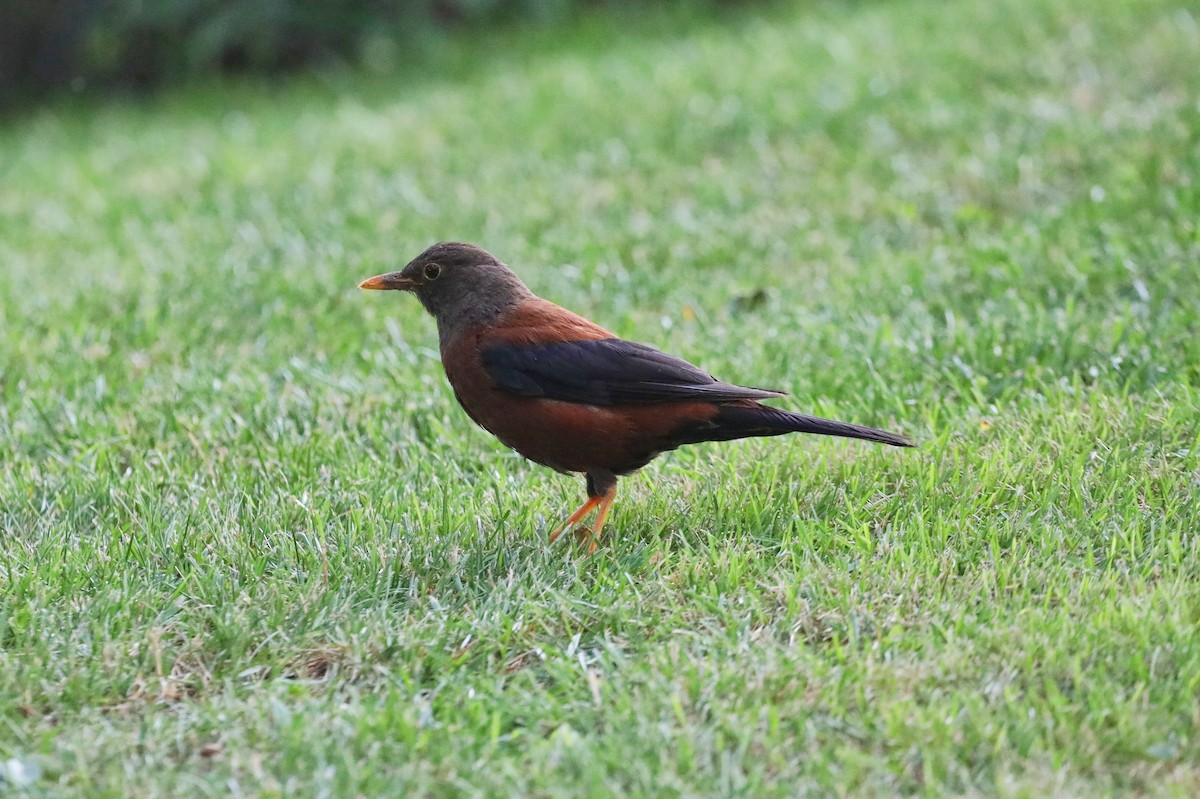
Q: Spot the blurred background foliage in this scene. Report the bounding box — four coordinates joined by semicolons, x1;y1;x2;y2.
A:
1;0;713;110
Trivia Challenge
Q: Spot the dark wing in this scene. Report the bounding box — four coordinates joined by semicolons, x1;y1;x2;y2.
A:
480;338;785;406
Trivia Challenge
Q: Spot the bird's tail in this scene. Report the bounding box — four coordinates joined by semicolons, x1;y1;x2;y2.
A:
708;404;914;448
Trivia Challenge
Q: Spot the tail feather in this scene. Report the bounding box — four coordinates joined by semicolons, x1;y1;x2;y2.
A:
711;405;914;448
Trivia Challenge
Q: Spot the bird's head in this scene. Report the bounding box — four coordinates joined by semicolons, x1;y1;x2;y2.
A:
358;242;533;332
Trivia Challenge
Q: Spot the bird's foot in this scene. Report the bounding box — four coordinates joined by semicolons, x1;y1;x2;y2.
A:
548;495;602;544
570;525;600;555
549;486;616;556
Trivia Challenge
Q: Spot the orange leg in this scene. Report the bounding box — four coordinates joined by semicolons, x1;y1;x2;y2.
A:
548;482;619;552
549;495;603;544
582;484;618;555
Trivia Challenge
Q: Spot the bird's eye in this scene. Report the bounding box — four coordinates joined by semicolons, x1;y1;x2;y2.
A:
423;263;441;280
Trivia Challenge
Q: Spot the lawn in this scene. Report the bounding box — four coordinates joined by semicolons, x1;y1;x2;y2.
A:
2;0;1199;795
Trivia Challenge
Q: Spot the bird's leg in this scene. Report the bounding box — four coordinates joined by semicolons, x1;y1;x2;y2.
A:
549;471;619;550
566;471;618;555
583;482;618;555
548;495;603;544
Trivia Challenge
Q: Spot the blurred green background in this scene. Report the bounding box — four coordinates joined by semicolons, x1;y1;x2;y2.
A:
2;0;721;107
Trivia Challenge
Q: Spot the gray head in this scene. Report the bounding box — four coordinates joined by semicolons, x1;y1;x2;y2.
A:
358;242;534;340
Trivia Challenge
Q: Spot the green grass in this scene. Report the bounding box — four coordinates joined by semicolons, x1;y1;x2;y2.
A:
2;0;1199;795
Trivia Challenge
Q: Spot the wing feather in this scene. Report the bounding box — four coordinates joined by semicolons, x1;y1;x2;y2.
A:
481;338;785;406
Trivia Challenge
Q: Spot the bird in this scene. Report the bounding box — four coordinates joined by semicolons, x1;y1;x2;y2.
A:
359;242;913;553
